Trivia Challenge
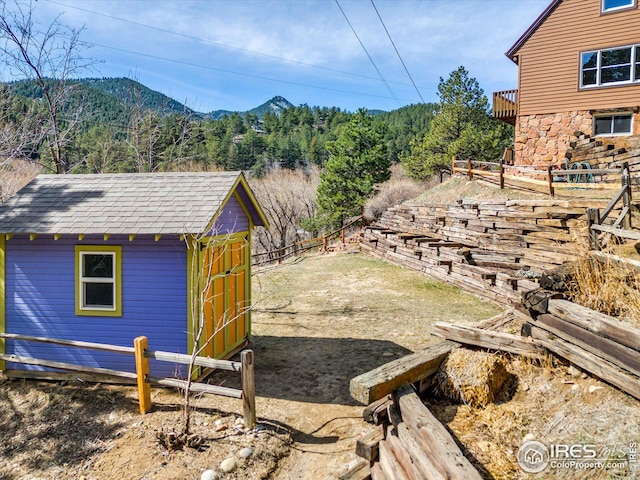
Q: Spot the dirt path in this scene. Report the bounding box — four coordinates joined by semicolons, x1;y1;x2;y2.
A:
0;252;500;480
248;252;501;479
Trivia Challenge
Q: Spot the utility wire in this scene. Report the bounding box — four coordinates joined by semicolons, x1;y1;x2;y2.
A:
334;0;402;108
89;42;416;103
45;0;432;91
370;0;425;104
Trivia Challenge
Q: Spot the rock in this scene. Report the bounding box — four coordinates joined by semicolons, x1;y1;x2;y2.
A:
571;384;579;391
523;433;536;442
588;385;604;394
238;447;253;459
382;352;394;357
568;365;581;377
201;470;218;480
220;457;238;473
235;417;245;426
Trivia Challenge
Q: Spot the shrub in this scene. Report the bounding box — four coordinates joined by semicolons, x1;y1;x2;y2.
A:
364;177;425;220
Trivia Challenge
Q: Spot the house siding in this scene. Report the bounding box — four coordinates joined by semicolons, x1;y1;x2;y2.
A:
4;235;188;377
211;194;250;235
517;0;640;115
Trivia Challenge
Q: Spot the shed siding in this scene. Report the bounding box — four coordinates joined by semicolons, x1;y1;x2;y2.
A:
212;194;249;234
517;0;640;115
5;235;188;377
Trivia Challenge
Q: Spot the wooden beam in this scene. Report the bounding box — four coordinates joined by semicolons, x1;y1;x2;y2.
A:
395;385;483;479
531;314;640;377
0;332;135;355
338;459;370;480
134;336;152;414
395;422;446;480
349;341;457;404
147;375;242;399
430;322;545;359
241;349;256;429
378;440;409;480
547;299;640;353
146;349;241;371
0;353;136;380
355;425;384;461
530;326;640;401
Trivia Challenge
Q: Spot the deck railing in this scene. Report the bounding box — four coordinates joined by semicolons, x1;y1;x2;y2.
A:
492;89;518;124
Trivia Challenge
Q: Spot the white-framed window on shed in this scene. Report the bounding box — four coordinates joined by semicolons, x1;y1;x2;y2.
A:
593;113;634;136
75;245;122;316
601;0;636;13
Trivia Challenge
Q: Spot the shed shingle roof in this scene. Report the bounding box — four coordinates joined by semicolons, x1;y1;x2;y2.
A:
0;172;266;235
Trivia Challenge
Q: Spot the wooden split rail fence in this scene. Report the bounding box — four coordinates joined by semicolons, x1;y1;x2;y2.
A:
452;156;635;197
252;215;364;267
0;333;256;428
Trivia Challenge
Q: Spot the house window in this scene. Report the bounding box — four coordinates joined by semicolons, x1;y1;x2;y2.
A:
602;0;635;12
581;45;640;87
594;114;633;136
75;245;122;316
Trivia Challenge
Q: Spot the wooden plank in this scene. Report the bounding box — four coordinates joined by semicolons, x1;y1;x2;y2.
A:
395;423;445;480
370;463;388;480
0;353;137;380
547;299;640;353
3;369;137;385
338;459;371;480
147;376;242;399
378;440;410;480
395;386;483;480
430;322;545;359
386;430;428;480
0;332;135;355
529;327;640;401
356;425;384;462
349;341;458;405
146;350;241;371
531;314;640;377
591;224;640;241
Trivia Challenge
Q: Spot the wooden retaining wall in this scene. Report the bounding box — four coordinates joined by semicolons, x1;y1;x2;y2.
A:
360;198;619;305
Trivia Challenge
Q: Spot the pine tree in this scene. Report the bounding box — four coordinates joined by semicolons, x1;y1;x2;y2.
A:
402;66;512;180
317;109;389;227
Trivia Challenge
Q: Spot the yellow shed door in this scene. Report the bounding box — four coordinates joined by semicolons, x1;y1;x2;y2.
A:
201;238;249;359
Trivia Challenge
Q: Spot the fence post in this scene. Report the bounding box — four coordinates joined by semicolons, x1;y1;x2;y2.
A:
622;162;632;229
451;155;457;176
547;165;555;197
467;158;473;180
241;350;256;429
134;336;152;414
586;208;601;251
322;234;327;252
499;156;505;190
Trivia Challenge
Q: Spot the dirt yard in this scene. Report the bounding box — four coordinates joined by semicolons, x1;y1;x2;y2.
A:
0;252;500;480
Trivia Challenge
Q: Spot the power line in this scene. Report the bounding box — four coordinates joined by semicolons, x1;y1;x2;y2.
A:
334;0;402;108
45;0;432;91
89;41;417;103
370;0;425;104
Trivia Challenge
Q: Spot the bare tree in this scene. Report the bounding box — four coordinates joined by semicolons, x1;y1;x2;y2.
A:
251;168;319;257
0;0;93;173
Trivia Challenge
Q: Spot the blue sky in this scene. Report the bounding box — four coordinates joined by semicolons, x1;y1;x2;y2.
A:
14;0;550;113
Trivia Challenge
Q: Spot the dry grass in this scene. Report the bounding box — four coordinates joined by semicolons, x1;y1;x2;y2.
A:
432;349;513;408
414;177;544;205
364;176;426;220
566;249;640;327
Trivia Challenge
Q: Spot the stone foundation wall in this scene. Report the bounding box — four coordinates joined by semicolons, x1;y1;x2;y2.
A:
514;111;592;167
514;111;640;167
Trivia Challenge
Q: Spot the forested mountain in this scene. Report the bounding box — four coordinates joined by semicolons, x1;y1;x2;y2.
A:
1;77;438;175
